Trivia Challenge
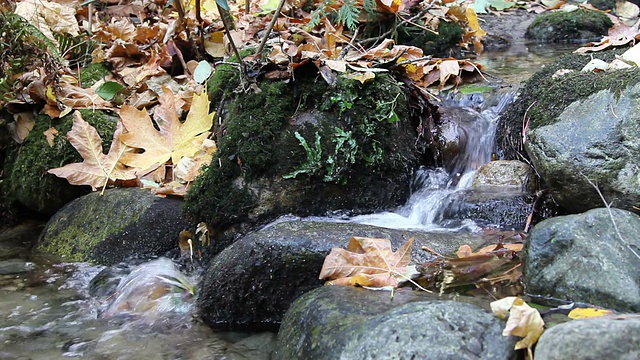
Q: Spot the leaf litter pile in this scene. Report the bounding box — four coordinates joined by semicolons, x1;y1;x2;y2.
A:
0;0;500;196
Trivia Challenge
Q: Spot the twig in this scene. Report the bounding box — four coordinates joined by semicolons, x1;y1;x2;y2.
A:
337;28;360;60
217;3;246;76
421;245;444;257
395;56;433;66
521;101;536;147
584;175;640;260
256;0;287;56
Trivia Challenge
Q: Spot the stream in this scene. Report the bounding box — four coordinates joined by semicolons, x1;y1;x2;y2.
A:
0;44;574;359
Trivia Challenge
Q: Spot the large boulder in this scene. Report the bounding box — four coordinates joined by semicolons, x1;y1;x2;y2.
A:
34;188;191;264
495;48;640;214
524;208;640;312
525;83;640;213
535;315;640;360
274;286;517;359
185;70;431;253
196;220;487;331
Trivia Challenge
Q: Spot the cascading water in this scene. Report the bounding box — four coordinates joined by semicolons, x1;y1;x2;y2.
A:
351;92;515;231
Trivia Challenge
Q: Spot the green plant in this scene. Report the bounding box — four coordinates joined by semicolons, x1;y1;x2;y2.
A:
283;131;323;179
308;0;375;31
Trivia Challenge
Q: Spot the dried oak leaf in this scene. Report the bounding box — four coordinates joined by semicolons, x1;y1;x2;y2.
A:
319;237;413;288
119;88;214;175
48;111;136;190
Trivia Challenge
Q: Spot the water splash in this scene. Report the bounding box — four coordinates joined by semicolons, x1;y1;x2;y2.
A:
352;92;515;231
102;258;197;318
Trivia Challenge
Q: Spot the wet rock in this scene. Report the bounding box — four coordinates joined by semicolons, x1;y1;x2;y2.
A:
34;188;191;265
0;220;44;260
526;9;612;43
535;315;640;360
524;208;640;312
274;286;517;359
196;220;486;331
473;160;534;192
525;83;640;214
442;191;533;229
0;259;34;275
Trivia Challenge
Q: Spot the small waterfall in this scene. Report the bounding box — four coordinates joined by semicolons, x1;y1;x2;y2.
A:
352;92;515;231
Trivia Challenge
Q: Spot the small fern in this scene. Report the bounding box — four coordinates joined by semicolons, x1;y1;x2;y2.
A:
337;0;360;31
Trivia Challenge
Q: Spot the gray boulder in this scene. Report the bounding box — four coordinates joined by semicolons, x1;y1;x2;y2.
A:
535;315;640;360
196;220;487;331
274;286;517;359
525;83;640;214
524;208;640;312
34;188;191;265
442;191;533;229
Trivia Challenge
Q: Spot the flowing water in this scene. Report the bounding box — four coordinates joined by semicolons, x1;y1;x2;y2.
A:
351;92;515;231
0;44;575;359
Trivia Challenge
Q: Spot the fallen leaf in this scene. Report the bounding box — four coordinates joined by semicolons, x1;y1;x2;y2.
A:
48;111;136;190
568;307;614;319
319;237;414;288
491;297;545;351
43;127;59;147
119;88;214;174
7;112;35;143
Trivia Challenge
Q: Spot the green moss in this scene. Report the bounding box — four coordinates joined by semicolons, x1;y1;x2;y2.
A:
496;46;640;160
588;0;616;11
206;48;256;105
397;20;464;56
526;9;612;42
4;109;118;214
79;62;112;88
186;72;415;227
36;190;153;262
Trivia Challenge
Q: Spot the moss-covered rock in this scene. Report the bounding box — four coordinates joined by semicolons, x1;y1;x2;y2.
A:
589;0;616;11
34;188;191;264
3;109;118;215
496;47;638;160
186;70;426;252
525;9;612;43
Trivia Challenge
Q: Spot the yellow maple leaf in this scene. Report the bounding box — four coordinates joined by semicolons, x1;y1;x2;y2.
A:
319;237;413;288
48;111;136;190
119;88;214;174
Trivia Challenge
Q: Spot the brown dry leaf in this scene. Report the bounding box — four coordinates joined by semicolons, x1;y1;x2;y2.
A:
43;127;59;147
319;237;414;288
438;59;460;86
15;0;80;45
7;112;35;144
119;88;214;174
456;243;523;258
48;111;136;190
491;297;544;351
575;21;640;53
